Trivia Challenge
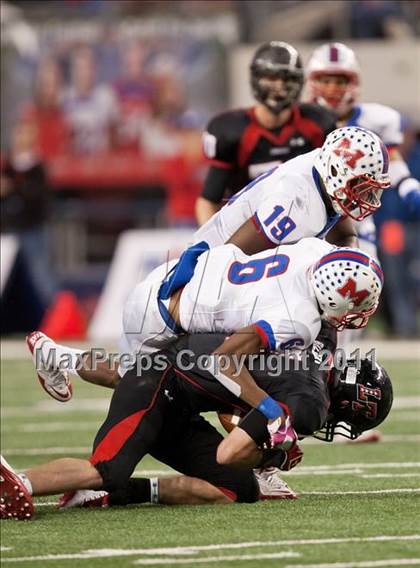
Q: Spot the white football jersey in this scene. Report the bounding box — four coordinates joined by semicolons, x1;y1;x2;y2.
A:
343;103;403;147
179;238;334;351
342;102;403;257
193;150;341;248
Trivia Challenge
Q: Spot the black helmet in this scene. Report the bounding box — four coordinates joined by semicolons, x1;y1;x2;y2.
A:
250;41;304;114
315;358;393;442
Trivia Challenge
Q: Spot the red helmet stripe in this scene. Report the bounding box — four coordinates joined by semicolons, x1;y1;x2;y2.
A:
315;251;384;284
329;44;339;63
318;250;370;267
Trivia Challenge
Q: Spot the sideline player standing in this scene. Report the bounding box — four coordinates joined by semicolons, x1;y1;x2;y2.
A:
306;42;420;254
195;41;337;225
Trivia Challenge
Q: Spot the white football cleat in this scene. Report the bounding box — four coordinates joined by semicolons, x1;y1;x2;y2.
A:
58;489;109;509
255;467;298;500
0;455;34;520
26;331;73;402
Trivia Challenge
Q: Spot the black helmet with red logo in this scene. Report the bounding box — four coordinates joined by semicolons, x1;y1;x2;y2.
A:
315;358;393;441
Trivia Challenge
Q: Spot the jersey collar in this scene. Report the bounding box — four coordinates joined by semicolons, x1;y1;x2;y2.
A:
312;166;341;235
346;105;362;127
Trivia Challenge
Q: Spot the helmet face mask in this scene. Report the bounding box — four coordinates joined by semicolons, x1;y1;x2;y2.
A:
314;359;393;441
250;41;304;114
325;304;377;331
314;126;391;222
332;175;385;221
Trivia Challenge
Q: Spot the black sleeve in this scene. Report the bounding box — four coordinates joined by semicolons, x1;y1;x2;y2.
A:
300;103;337;137
200;165;236;203
237;408;269;445
202;111;246;165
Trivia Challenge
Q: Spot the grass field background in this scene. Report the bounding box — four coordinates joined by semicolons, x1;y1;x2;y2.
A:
1;354;419;567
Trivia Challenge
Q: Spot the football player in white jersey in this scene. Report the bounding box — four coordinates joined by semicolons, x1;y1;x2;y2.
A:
306;42;420;256
194;125;390;255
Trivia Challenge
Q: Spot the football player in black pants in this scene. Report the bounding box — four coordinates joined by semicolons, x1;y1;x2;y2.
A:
196;41;337;225
0;325;392;519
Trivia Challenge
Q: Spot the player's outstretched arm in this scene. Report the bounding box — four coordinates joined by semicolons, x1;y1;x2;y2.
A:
195;196;222;225
326;217;359;248
210;326;283;421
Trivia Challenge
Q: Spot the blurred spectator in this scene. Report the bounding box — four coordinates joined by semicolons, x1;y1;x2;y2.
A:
19;58;70;161
113;42;156;150
62;46;119;154
139;68;188;158
350;0;415;39
162;112;206;227
1;121;56;309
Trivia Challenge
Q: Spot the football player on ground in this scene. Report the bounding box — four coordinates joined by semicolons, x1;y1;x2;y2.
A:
195;41;337;225
306;42;420;257
28;239;384;452
1;327;393;520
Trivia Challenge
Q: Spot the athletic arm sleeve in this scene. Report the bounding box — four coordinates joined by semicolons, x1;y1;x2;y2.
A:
202;113;241;167
200;166;236;203
238;409;269;445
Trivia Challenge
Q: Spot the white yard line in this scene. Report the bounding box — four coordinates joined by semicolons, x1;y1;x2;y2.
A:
2;399;110;417
1;422;99;433
360;473;420;479
302;435;420;445
286;560;420;568
3;447;90;456
1;536;419;563
393;397;420;409
133;552;300;564
300;488;420;496
283;461;420;472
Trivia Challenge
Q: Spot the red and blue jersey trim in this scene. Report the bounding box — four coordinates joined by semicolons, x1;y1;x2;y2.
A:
251;213;277;245
254;320;276;351
315;250;384;284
